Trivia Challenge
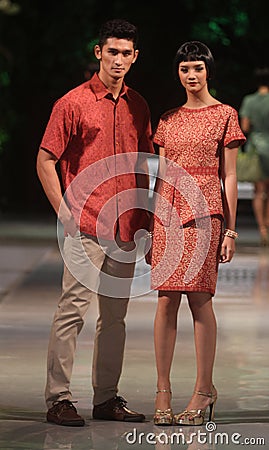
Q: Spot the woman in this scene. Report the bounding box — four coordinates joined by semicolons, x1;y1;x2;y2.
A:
239;68;269;246
150;41;245;426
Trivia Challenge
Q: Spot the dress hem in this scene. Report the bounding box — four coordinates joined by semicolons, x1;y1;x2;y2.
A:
152;285;216;296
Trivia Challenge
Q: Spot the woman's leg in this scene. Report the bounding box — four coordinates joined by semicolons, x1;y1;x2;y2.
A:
154;290;181;411
184;291;217;411
253;181;268;243
264;179;269;229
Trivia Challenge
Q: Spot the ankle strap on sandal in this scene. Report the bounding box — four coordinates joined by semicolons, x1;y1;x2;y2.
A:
194;388;216;399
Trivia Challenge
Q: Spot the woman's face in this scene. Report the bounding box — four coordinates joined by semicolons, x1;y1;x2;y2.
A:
178;60;208;93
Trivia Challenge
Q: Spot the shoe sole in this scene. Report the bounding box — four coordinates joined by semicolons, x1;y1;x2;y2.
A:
93;415;145;422
47;417;85;427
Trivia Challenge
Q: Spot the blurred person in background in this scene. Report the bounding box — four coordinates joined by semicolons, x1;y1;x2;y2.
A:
239;68;269;246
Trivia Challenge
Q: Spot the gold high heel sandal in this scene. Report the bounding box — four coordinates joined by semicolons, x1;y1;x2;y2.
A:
154;389;174;426
174;386;217;426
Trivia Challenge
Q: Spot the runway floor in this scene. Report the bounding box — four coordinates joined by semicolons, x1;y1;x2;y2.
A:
0;217;268;449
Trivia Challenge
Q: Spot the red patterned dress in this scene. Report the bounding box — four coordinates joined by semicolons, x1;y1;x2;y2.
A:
151;104;246;295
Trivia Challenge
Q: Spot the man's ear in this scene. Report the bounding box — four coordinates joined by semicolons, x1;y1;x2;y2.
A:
94;45;102;60
132;49;139;64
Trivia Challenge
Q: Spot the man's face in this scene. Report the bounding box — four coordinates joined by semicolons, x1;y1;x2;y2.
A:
95;37;138;82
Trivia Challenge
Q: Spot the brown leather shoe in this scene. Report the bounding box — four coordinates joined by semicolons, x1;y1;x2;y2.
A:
92;396;145;422
47;400;85;426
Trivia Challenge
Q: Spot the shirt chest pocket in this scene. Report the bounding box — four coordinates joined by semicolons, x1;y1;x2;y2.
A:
78;124;101;144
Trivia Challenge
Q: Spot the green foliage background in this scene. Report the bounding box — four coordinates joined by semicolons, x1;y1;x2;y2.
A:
0;0;269;214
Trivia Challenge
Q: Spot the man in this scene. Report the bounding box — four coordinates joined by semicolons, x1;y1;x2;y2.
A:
36;18;154;426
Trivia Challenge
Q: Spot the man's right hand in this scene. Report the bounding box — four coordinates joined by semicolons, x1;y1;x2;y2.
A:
36;149;79;237
59;209;78;237
62;215;78;237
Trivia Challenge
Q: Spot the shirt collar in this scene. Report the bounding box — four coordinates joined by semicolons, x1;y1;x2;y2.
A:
89;72;129;101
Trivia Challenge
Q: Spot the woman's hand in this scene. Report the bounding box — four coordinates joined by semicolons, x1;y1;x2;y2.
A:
145;238;152;265
219;235;236;263
145;214;154;265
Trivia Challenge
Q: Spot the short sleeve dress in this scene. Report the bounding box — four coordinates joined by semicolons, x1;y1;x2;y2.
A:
151;104;246;295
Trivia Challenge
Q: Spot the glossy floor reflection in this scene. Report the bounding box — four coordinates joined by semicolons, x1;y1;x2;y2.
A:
0;221;269;449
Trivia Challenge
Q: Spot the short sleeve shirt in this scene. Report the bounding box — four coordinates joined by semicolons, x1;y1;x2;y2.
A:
239;91;269;132
40;73;155;240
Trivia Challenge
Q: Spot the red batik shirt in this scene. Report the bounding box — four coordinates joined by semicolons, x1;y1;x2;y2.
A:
40;73;154;240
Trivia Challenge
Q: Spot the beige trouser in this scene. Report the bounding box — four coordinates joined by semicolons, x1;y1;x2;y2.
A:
45;232;135;407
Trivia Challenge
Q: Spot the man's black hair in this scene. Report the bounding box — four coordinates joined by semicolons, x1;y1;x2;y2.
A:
98;19;138;49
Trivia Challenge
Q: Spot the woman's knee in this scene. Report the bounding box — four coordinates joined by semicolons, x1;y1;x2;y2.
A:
157;291;181;314
254;181;267;197
187;292;212;312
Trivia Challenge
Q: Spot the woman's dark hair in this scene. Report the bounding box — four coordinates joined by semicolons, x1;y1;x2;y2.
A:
98;19;138;50
254;67;269;88
173;41;215;80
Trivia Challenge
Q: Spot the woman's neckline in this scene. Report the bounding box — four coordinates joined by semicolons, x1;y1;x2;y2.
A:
181;103;223;111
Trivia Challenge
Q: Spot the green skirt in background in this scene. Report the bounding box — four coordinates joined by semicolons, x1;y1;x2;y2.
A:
237;132;269;182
